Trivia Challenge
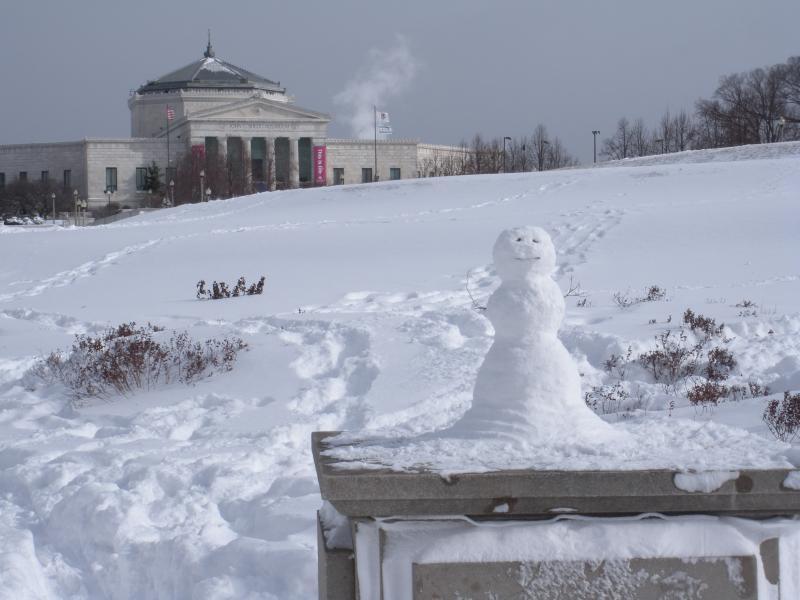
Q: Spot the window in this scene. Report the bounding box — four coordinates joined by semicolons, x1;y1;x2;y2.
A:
19;171;27;182
165;167;177;185
105;167;118;192
63;170;71;190
390;167;401;180
361;168;373;183
41;170;49;183
333;168;345;185
0;173;5;189
136;167;148;191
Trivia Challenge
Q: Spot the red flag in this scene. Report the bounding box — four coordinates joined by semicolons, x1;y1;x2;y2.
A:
166;106;176;121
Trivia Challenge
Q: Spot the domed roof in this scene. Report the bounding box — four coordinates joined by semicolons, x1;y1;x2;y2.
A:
137;39;285;95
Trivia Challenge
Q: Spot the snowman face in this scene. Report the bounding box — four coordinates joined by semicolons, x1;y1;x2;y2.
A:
492;226;557;280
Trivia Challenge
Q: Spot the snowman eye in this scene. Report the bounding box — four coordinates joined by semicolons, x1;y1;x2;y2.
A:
516;237;523;242
531;239;540;244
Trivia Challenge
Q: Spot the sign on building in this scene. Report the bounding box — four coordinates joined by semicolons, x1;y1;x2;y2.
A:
313;146;327;186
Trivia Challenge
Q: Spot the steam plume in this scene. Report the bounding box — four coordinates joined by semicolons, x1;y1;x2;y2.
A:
334;36;417;139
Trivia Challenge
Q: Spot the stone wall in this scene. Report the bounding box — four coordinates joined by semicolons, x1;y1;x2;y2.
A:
325;139;420;184
0;141;87;197
85;139;170;208
325;140;474;184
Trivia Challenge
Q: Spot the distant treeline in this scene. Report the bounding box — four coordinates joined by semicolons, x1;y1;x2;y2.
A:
600;55;800;160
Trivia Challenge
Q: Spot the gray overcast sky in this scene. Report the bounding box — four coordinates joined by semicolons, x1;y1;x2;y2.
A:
1;0;798;163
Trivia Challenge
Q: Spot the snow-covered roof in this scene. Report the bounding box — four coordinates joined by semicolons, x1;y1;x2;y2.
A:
137;41;284;95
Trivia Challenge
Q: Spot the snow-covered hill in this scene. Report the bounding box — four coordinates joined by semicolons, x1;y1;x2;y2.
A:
1;142;799;598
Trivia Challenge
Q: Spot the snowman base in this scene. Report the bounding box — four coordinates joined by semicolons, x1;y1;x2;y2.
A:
313;431;800;600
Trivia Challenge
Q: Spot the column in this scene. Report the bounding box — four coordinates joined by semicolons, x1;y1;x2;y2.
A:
289;137;300;189
217;137;228;165
266;137;276;191
241;136;252;193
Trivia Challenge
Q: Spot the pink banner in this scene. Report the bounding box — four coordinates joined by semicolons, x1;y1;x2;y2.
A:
313;146;327;186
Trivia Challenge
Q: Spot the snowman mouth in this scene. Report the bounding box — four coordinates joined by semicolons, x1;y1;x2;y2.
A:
515;257;541;261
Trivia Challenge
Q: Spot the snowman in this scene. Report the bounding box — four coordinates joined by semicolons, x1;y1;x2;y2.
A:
451;226;617;444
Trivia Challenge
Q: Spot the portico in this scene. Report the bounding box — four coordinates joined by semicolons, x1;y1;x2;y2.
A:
199;134;317;191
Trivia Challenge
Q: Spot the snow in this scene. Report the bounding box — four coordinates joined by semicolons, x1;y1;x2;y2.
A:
0;141;799;597
357;514;799;600
673;470;740;493
784;471;800;490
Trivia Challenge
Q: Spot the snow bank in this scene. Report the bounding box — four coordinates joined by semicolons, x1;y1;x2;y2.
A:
0;142;798;597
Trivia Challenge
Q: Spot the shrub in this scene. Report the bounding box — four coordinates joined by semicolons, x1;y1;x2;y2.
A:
644;285;666;302
762;391;800;442
197;276;265;300
638;329;703;385
683;309;724;341
31;322;247;404
704;347;737;381
613;285;667;309
687;381;730;408
735;299;758;318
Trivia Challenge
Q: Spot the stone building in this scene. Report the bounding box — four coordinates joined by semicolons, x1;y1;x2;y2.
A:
0;40;468;210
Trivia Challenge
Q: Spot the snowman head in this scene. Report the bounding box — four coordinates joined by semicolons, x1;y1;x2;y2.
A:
493;226;557;281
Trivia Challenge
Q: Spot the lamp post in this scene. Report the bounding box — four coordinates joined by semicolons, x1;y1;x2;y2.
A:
502;136;512;173
169;179;175;206
51;192;56;224
206;187;212;202
199;169;205;202
105;188;112;209
592;130;600;164
73;190;79;225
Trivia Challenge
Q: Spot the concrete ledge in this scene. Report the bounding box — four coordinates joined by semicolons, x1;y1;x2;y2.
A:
313;432;800;518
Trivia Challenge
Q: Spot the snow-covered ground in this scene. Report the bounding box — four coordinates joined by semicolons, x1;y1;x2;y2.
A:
1;142;799;598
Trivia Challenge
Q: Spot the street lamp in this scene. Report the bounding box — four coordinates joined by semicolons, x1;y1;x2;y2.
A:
73;190;80;226
502;136;512;173
592;130;600;164
169;179;175;205
105;188;113;209
206;187;212;202
199;169;205;202
51;192;56;224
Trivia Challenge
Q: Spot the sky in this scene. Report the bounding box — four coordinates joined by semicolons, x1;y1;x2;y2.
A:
0;0;798;164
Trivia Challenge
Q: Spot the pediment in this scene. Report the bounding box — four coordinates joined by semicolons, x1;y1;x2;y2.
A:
190;97;330;122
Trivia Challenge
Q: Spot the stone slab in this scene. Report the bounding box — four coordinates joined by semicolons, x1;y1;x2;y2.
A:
313;432;800;518
412;556;758;599
317;512;356;600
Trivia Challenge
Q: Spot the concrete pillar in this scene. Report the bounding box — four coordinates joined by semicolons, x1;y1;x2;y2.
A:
289;137;300;189
266;137;276;191
241;136;252;193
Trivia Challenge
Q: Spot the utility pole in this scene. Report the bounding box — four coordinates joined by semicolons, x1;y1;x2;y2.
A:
503;136;511;173
373;106;378;182
592;130;600;163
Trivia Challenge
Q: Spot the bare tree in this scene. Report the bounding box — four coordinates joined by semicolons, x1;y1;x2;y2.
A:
601;118;633;160
631;118;650;157
531;124;550;171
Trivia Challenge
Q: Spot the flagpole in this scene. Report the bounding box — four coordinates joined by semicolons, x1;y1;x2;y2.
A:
373;105;377;183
